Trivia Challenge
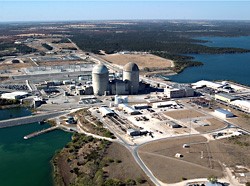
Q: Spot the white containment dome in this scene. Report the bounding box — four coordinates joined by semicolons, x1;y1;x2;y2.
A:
92;64;109;96
123;62;139;94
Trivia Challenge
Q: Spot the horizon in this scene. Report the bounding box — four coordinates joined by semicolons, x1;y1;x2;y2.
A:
1;1;250;22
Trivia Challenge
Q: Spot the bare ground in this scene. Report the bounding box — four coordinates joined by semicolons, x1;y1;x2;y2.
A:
164;109;205;120
139;152;223;183
195;118;227;133
138;136;224;183
138;135;250;183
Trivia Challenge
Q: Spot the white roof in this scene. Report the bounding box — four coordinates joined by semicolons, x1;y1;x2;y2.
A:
192;80;223;89
215;108;233;115
99;107;114;116
1;91;28;97
152;101;177;106
119;103;139;113
231;100;250;109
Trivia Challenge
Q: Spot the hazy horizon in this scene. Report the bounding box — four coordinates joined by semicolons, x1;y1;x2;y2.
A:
1;1;250;22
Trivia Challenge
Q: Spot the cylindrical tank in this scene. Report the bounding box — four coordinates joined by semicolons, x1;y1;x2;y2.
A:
114;95;119;105
123;62;139;94
92;64;109;96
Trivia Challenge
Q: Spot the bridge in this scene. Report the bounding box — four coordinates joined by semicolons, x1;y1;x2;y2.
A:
0;111;68;129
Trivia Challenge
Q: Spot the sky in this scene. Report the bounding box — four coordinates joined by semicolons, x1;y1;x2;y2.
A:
0;1;250;22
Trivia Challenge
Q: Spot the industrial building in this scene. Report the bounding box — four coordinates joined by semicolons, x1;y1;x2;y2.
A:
127;128;141;136
230;100;250;113
164;87;194;98
132;104;150;110
152;101;177;108
118;104;141;115
192;80;223;89
99;107;115;117
215;93;237;103
114;95;128;105
214;108;234;118
167;121;182;128
92;62;141;96
1;91;29;100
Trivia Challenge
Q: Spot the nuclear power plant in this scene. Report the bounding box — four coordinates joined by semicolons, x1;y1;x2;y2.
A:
92;62;144;96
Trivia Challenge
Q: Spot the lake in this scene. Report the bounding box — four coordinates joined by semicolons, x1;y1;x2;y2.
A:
168;36;250;86
0;107;71;186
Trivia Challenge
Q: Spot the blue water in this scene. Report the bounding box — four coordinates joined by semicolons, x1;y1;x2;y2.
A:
0;107;72;186
197;36;250;50
168;36;250;86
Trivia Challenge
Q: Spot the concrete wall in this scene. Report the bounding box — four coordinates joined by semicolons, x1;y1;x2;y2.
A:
92;73;109;96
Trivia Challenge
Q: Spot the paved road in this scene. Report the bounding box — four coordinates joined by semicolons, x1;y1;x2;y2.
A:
0;111;68;128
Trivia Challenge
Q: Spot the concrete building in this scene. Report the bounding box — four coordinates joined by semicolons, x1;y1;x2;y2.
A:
1;91;29;100
164;88;185;98
123;62;139;94
109;79;129;95
214;108;234;118
215;93;237;103
164;87;194;98
92;64;109;96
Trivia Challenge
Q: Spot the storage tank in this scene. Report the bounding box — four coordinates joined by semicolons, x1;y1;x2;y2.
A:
92;64;109;96
123;62;139;94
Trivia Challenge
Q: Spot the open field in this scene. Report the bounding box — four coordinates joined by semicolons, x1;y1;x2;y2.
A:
196;118;227;133
209;135;250;168
139;135;250;183
164;109;205;120
100;53;173;70
139;152;223;183
138;136;223;183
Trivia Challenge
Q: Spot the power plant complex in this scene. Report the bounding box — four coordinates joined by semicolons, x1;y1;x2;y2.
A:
92;62;141;96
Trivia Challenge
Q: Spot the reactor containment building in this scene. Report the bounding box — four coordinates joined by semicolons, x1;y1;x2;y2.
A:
92;62;142;96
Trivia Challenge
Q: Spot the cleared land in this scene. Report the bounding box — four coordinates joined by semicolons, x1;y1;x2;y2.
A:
138;136;223;183
100;53;173;70
164;109;205;120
